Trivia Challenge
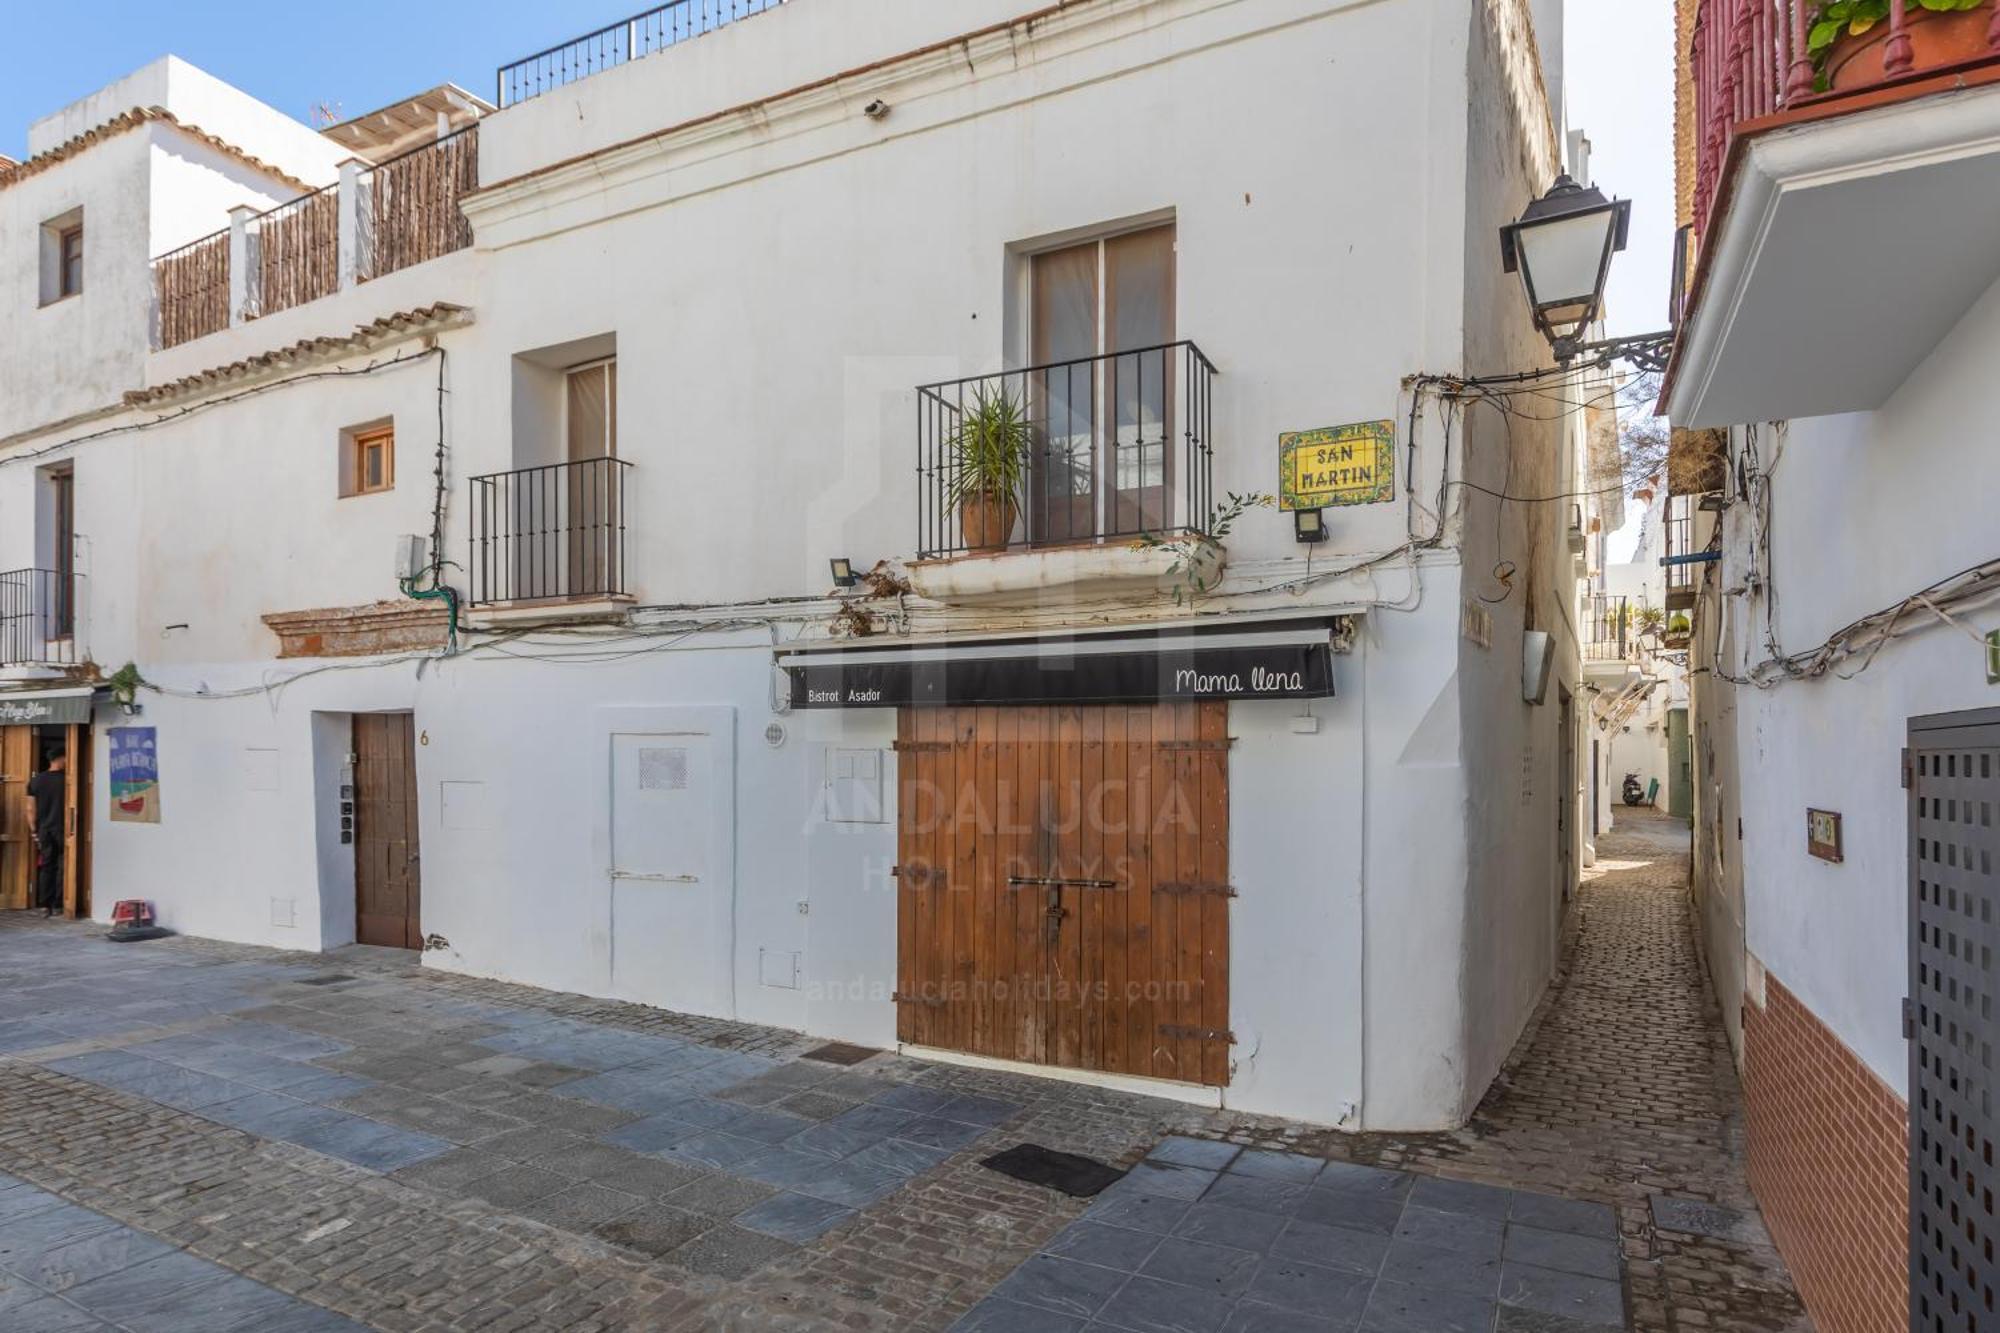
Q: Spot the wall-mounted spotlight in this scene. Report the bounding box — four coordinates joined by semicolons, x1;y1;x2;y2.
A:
829;557;860;588
1293;508;1329;544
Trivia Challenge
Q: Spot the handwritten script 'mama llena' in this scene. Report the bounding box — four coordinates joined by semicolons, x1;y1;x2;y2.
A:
1174;666;1305;694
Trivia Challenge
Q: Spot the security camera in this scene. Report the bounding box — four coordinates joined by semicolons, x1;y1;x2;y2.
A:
862;99;890;120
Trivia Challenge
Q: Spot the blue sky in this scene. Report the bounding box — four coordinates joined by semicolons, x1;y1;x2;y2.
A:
1;0;637;158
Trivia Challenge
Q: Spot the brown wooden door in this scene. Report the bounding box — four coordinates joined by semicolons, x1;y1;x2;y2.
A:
61;723;87;919
0;727;28;911
896;702;1231;1087
354;713;422;949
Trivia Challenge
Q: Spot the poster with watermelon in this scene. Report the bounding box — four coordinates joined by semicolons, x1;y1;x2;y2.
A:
108;726;160;824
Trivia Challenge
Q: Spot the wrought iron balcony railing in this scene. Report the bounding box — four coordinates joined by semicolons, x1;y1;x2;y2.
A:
468;456;632;606
0;569;83;667
915;341;1217;560
496;0;787;107
1583;594;1634;664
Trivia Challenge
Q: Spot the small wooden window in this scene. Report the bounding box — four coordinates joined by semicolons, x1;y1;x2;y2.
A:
58;226;83;298
351;426;394;495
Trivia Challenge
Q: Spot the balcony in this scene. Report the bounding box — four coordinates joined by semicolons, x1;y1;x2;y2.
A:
151;126;479;350
1663;495;1701;611
0;570;83;669
495;0;787;107
910;342;1217;602
1584;595;1637;666
1668;0;2000;425
467;456;632;609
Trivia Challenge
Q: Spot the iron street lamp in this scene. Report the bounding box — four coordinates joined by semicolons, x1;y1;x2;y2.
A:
1499;175;1673;372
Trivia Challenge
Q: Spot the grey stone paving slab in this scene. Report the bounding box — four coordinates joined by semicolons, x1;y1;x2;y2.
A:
1378;1237;1501;1297
1043;1221;1163;1272
1116;1161;1217;1201
595;1202;711;1258
1269;1218;1393;1277
1393;1205;1504;1260
991;1254;1127;1320
1295;1189;1405;1235
389;1148;512;1193
13;1228;175;1296
775;1089;863;1121
1137;1235;1261;1298
1148;1136;1243;1172
1360;1277;1495;1332
1508;1193;1618;1239
518;1182;647;1232
668;1223;798;1279
283;1112;452;1172
1203;1173;1308;1214
954;1296;1087;1332
896;1113;990;1151
735;1191;853;1242
6;1295;114;1331
1229;1148;1325;1185
1099;1271;1236;1331
847;1135;952;1178
666;1172;778;1218
0;1205;122;1267
1497;1262;1625;1328
979;1144;1632;1333
1088;1191;1194;1237
1502;1225;1621;1281
462;1164;571;1209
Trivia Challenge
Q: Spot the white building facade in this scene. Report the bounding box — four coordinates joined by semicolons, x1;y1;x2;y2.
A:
1667;5;2000;1325
0;0;1601;1132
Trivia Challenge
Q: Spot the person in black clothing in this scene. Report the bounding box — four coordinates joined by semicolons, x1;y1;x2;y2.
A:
25;750;66;918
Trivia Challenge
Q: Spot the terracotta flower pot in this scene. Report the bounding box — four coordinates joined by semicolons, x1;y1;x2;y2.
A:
959;491;1019;553
1827;7;1996;93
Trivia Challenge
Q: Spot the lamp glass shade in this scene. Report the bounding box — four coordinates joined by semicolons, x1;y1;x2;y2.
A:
1516;209;1617;338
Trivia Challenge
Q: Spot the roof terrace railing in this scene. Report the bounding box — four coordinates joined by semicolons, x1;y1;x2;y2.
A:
495;0;788;108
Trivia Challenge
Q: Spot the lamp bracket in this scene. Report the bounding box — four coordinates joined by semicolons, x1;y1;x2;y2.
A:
1553;329;1676;375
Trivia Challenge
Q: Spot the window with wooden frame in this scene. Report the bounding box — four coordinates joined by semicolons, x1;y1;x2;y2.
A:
38;208;83;306
340;422;395;497
58;226;83;298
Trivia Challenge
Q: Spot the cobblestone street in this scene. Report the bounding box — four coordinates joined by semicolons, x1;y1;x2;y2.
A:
0;810;1807;1332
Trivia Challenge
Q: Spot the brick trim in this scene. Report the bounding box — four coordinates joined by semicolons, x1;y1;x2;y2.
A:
1742;973;1907;1333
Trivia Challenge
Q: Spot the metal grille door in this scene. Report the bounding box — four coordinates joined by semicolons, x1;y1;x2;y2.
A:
1911;709;2000;1331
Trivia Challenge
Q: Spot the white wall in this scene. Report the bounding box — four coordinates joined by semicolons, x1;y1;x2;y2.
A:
31;57;345;185
1721;270;2000;1093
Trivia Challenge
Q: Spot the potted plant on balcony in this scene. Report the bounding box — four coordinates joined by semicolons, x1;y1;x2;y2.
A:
1808;0;1993;94
947;387;1030;554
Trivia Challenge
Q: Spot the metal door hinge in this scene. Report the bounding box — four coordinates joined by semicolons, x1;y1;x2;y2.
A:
1903;997;1916;1041
1156;882;1237;898
891;991;947;1006
1159;1023;1235;1044
1158;740;1234;752
892;740;949;753
892;865;946;888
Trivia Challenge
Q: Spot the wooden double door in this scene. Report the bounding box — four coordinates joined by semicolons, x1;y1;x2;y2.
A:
354;713;422;949
895;702;1232;1087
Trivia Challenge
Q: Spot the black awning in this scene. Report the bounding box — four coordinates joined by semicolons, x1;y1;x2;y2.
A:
0;687;95;726
780;624;1337;709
